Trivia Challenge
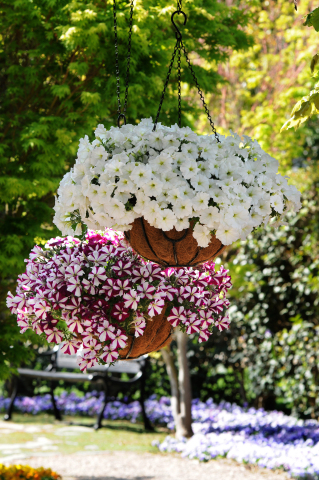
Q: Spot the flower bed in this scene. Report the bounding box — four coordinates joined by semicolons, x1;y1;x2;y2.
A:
0;464;60;480
2;393;319;477
6;230;231;367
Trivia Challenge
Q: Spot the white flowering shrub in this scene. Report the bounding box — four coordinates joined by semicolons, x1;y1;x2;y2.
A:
54;118;301;247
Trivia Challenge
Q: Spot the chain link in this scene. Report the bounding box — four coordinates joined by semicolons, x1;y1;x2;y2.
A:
123;0;134;114
153;2;220;141
153;42;179;131
180;40;220;142
112;0;134;126
113;0;121;117
177;43;182;128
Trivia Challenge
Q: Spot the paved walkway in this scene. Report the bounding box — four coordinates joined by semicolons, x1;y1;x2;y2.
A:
13;451;290;480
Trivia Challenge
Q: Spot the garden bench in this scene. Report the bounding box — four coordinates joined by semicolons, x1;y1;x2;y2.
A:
4;346;152;430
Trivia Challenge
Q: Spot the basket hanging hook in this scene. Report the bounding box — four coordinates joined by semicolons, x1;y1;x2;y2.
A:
171;10;187;41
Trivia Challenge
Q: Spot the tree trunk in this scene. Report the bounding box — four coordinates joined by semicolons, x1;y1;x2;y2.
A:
161;331;193;439
176;330;193;438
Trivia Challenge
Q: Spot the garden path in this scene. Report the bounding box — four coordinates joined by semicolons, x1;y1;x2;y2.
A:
17;451;289;480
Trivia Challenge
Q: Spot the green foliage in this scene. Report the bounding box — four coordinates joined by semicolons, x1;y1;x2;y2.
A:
217;179;319;417
207;0;319;170
0;0;251;379
304;6;319;31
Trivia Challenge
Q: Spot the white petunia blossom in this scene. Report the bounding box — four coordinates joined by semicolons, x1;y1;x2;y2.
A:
53;119;301;247
193;224;211;248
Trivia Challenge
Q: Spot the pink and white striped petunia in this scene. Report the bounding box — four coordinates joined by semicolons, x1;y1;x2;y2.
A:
100;278;116;299
82;278;96;295
215;316;230;331
101;346;119;363
45;327;64;344
32;318;45;335
87;250;108;266
198;329;210;343
66;317;84;334
137;281;156;299
110;330;128;350
65;264;84;278
113;279;132;297
67;276;82;297
113;260;133;277
186;318;202;334
208;296;225;314
167;306;186;327
147;299;165;317
6;292;26;314
61;339;82;355
156;284;178;302
82;338;102;359
33;300;50;320
17;314;30;333
111;302;130;322
123;290;140;310
199;309;215;325
77;356;95;372
98;321;116;342
88;266;107;286
140;264;162;282
133;317;146;337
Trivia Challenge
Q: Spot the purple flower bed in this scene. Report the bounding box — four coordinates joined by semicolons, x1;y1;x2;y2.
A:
1;393;319;477
0;392;173;426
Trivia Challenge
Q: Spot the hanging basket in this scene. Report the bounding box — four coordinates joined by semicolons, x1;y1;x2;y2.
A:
119;305;173;359
125;217;226;267
7;229;232;372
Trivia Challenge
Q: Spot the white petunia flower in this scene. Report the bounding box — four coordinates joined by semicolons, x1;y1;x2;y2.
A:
173;199;193;219
257;174;273;191
223;206;250;229
134;192;148;215
180;159;199;179
143;178;164;197
199;207;220;230
144;201;161;222
192;192;210;211
270;194;284;214
149;153;172;173
175;217;190;231
254;197;272;216
162;135;180;150
191;174;209;192
106;198;126;219
181;143;199;160
156;209;176;230
130;164;152;186
193;224;211;248
216;224;240;245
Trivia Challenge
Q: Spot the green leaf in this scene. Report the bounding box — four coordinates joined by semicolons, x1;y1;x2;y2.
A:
304;7;319;31
310;53;319;73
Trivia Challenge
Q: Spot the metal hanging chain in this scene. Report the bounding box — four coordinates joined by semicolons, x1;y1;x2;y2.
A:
180;40;220;142
177;43;182;128
152;42;180;131
153;3;220;142
113;0;134;127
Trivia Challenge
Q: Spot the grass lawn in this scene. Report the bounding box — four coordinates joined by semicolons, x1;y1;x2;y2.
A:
0;413;169;461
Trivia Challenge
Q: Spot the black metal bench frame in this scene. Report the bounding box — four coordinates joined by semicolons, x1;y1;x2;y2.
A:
4;348;152;430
